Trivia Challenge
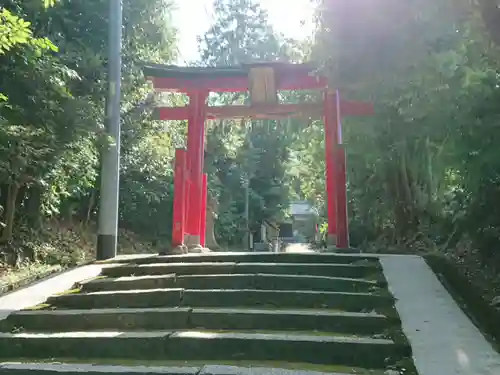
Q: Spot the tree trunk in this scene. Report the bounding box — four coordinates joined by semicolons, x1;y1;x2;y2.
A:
25;185;43;228
1;182;20;243
85;188;97;226
0;184;8;226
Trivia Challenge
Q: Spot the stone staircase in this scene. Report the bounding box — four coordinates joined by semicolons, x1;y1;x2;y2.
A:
0;252;417;374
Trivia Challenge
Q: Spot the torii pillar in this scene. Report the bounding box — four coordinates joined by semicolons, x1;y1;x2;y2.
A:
324;89;354;249
324;90;337;247
184;90;209;252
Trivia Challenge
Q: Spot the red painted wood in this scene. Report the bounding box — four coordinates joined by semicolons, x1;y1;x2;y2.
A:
156;100;373;121
336;147;349;248
324;91;338;237
185;91;208;242
151;75;328;93
200;174;208;247
184;178;190;230
172;148;187;248
199;104;208;246
184;99;195;237
156;103;320;120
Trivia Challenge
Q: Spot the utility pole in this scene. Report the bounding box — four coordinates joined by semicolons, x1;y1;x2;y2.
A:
97;0;122;260
244;175;250;251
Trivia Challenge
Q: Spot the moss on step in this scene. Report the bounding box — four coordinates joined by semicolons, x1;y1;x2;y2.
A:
0;330;409;368
41;287;394;311
364;273;386;283
75;275;107;288
352;259;380;267
22;303;52;311
102;262;380;279
47;288;183;309
181;289;395;312
2;307;394;337
53;287;81;296
6;358;392;374
389;357;418;374
383;326;411;347
369;303;399;321
86;274;382;294
98;253;382;267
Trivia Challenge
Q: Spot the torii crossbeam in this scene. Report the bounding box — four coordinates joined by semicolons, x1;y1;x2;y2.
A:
143;62;374;252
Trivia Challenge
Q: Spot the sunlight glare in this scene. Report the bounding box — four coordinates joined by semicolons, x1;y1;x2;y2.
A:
173;0;315;64
456;348;471;369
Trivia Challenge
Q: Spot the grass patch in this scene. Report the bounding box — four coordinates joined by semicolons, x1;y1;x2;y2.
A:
0;262;62;294
0;220;156;296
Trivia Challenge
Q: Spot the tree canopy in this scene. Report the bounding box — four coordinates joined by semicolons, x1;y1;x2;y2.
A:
0;0;177;262
2;0;500;304
310;0;500;257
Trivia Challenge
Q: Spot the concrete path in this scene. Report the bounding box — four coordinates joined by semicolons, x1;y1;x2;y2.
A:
381;255;500;375
284;243;314;253
0;264;107;321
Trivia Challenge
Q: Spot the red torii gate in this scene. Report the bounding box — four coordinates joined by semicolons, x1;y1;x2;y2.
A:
143;62;374;252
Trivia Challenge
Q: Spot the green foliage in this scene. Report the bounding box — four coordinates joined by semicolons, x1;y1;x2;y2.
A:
198;0;281;66
0;0;177;260
0;7;56;56
4;0;500;283
307;0;500;255
0;9;33;54
198;0;311;245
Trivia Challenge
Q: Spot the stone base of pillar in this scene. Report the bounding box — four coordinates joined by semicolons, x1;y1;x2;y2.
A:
326;233;337;247
184;234;211;253
185;234;199;248
189;245;212;253
326;233;338;252
170;245;188;255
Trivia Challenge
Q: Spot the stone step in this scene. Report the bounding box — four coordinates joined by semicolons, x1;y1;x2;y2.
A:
80;273;383;293
1;362;202;375
45;289;394;311
2;307;394;335
101;262;380;279
0;361;387;375
0;330;410;368
320;248;362;254
99;252;377;265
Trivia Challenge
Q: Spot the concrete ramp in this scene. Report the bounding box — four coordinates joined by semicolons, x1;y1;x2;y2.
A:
381;255;500;375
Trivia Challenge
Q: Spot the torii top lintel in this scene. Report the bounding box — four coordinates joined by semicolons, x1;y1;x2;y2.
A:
143;62;328;93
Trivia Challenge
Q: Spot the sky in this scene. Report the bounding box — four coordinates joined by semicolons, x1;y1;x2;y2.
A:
171;0;315;64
